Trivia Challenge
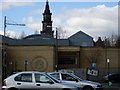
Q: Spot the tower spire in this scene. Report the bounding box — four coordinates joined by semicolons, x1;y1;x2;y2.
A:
41;0;54;37
44;0;51;14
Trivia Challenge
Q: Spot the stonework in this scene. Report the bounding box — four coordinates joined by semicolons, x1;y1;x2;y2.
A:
6;46;54;75
3;45;119;76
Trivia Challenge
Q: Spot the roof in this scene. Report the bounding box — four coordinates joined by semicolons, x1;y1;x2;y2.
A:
69;31;93;39
0;30;94;47
0;34;69;46
68;31;94;46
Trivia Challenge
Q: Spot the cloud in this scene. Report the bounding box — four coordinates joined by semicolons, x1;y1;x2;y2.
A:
1;3;117;40
53;4;118;39
6;30;21;38
0;1;34;11
22;16;42;32
0;30;4;35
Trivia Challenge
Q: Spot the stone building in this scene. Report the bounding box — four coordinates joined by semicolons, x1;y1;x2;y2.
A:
0;1;119;81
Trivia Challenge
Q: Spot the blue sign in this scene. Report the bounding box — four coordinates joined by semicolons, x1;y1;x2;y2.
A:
92;63;96;68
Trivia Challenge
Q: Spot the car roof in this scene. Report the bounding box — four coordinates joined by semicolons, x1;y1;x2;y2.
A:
7;71;47;78
48;71;73;74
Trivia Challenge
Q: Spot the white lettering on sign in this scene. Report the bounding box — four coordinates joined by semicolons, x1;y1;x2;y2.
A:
87;69;98;76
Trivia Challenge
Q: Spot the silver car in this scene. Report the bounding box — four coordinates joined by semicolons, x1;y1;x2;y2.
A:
48;72;103;90
2;71;82;90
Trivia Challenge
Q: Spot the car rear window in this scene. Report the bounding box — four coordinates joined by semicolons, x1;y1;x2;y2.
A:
14;73;32;82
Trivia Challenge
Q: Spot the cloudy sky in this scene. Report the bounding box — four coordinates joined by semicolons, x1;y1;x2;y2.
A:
0;0;119;40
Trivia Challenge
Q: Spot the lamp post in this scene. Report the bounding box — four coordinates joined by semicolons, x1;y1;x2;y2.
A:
10;61;13;73
47;25;58;71
3;16;26;81
107;58;110;86
4;16;26;36
24;60;28;71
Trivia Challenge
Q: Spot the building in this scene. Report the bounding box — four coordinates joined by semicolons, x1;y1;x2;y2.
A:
0;1;119;81
0;42;2;87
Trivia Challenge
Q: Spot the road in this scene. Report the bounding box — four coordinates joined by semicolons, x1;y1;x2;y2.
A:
102;83;120;90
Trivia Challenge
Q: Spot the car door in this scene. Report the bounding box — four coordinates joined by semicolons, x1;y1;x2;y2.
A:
14;73;35;89
49;73;61;80
61;73;79;84
34;73;59;89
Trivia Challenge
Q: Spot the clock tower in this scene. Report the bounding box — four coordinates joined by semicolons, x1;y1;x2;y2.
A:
41;0;54;37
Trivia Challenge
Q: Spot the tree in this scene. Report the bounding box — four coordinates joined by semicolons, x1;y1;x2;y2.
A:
57;26;67;39
19;31;26;39
103;34;118;47
34;30;39;34
85;49;101;68
115;36;120;48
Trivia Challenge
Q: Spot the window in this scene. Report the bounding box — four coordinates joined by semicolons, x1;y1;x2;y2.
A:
15;73;32;82
35;73;52;83
58;57;77;64
50;73;60;80
61;74;76;81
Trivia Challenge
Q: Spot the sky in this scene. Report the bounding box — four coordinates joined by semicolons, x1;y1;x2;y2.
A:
0;0;119;41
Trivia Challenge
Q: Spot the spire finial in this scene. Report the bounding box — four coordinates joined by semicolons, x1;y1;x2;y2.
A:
44;0;51;14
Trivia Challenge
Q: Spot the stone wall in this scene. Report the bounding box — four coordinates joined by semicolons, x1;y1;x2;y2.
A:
3;45;120;77
6;46;54;75
80;47;119;69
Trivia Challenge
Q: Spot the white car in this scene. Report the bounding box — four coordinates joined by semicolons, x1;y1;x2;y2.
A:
48;72;103;90
2;71;82;90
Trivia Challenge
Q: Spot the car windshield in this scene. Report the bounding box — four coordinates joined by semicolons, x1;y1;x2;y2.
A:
70;73;83;81
46;73;61;83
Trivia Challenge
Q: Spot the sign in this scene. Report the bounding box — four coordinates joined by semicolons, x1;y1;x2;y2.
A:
92;63;96;68
87;69;98;76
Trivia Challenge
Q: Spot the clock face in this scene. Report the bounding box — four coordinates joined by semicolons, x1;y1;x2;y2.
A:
32;57;48;71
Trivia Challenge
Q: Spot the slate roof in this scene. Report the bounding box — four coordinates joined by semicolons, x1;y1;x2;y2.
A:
68;31;94;46
0;34;69;46
0;31;94;46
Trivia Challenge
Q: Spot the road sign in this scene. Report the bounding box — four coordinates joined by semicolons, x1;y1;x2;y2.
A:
87;68;98;76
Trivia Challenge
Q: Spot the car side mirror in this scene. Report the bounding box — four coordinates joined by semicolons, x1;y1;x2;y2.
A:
75;79;79;82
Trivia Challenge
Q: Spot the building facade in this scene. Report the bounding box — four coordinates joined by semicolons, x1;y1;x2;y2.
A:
0;35;119;76
0;1;119;81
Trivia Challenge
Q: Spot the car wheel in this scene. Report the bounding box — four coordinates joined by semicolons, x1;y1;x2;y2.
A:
8;88;18;90
83;86;94;90
62;88;71;90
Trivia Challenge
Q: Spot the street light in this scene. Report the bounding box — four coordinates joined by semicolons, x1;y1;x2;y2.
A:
24;60;28;71
4;16;26;36
10;61;13;73
107;58;110;86
2;16;26;82
47;25;58;71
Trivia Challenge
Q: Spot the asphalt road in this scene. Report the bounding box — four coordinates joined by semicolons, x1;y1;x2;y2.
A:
102;83;120;90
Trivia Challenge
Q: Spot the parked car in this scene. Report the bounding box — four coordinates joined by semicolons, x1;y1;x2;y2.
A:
2;71;82;90
103;73;120;83
48;72;103;90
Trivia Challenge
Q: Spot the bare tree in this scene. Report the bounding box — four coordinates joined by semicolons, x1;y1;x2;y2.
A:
34;30;39;34
85;49;101;68
6;32;10;37
57;26;67;39
103;34;118;47
19;31;26;39
115;35;120;47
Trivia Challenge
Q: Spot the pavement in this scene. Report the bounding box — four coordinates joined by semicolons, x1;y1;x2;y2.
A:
102;83;120;90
